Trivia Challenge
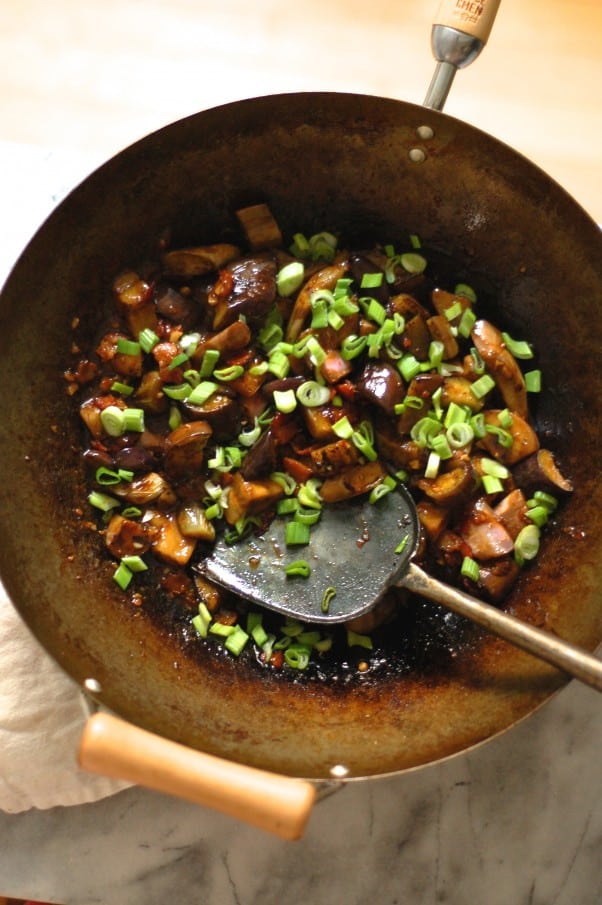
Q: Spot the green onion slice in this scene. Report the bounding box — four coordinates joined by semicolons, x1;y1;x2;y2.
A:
296;380;331;407
321;586;337;614
285;560;311;578
277;261;305;297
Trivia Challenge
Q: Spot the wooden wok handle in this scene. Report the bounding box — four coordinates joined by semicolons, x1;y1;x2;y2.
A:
434;0;502;45
402;563;602;692
78;712;316;840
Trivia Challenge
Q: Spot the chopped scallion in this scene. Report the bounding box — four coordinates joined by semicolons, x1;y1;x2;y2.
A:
277;261;305;297
400;252;427;274
346;630;373;650
461;556;480;582
116;338;141;357
296;380;331;407
138;328;160;354
273;388;297;413
514;524;540;565
187;381;218;405
525;369;542;392
501;331;534;360
285;560;311;578
321;586;337;614
470;374;496;399
285;521;311;546
88;491;120;512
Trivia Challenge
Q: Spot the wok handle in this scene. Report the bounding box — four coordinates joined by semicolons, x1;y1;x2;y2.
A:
78;712;316;841
401;562;602;692
433;0;501;46
425;0;503;110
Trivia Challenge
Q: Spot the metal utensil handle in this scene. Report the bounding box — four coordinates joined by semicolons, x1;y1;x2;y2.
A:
401;562;602;692
425;0;503;110
79;713;316;840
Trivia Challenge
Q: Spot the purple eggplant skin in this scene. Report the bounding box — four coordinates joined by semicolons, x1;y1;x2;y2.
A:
217;253;278;328
239;428;278;480
350;253;390;306
356;361;405;415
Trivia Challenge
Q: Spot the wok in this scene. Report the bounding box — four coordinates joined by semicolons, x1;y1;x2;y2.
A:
0;3;601;839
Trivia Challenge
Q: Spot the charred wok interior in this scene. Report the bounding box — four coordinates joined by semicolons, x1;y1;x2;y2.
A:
68;201;573;678
0;94;601;778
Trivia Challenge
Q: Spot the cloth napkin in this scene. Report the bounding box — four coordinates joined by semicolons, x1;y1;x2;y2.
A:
0;581;130;813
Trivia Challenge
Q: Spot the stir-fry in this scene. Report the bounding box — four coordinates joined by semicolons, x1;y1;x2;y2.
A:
66;204;572;673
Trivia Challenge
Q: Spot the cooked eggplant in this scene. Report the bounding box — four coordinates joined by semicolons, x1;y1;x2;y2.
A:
71;206;572;674
356;361;405;415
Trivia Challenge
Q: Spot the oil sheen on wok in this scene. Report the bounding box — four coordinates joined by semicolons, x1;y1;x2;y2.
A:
66;203;573;680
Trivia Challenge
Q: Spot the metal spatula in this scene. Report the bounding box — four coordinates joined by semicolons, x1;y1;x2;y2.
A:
197;486;602;691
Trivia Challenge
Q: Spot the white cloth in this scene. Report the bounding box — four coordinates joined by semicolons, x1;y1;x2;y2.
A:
0;581;129;813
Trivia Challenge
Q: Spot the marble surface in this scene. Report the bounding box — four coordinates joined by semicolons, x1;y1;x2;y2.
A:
0;145;601;905
0;679;600;905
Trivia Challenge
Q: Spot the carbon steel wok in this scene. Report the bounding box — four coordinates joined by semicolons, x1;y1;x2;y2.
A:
0;28;601;839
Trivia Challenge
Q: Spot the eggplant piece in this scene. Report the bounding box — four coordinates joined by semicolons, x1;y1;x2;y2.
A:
459;498;514;561
374;419;428;471
193;573;226;614
161;243;240;278
142;509;197;566
441;375;484;413
493;488;529;540
176;502;216;542
309;438;359;476
164;420;212;479
114;446;156;474
182;392;242;441
236;204;283;250
426;314;459;359
224;473;284;525
477;558;521;602
113;270;158;337
134;370;169;414
479;410;539;465
105;513;153;559
356;361;405;415
96;331;143;378
319;350;353;385
416;500;450;543
403;315;431;360
319;460;387;503
472;320;528;418
191;319;252;365
388;292;430;321
416;456;475;506
431;287;471;322
511;449;574;494
285;260;349;341
350;253;389;306
396;373;444;434
211;253;278;330
239;428;278;480
155;286;197;328
111;472;177;508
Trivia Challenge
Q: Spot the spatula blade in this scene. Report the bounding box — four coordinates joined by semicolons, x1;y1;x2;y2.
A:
197;488;419;624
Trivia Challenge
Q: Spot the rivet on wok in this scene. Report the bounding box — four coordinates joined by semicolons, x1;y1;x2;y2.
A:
83;677;103;695
330;764;350;779
408;148;427;164
416;125;435;141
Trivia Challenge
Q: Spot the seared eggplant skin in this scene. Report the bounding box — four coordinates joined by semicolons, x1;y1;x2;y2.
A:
68;207;571;670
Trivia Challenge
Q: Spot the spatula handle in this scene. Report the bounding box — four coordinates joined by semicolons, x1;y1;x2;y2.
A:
79;712;316;840
401;562;602;692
